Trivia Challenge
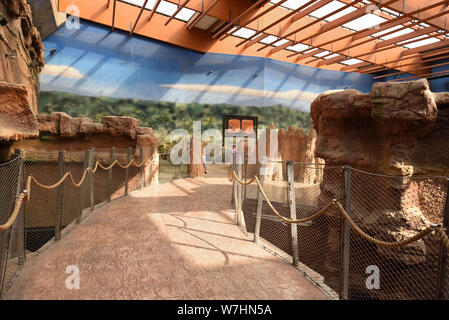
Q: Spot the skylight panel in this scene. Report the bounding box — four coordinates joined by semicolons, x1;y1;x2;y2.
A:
343;14;387;31
156;1;177;16
260;35;279;44
398;34;428;44
324;53;341;59
175;8;196;22
233;28;257;39
287;43;309;52
314;50;330;58
340;58;363;65
371;24;402;38
326;6;357;22
382;8;399;17
380;28;414;40
403;37;441;49
226;26;238;35
273;39;290;46
121;0;147;7
309;1;346;19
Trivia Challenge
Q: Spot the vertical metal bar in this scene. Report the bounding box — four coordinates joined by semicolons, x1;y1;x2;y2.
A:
238;163;244;228
254;163;265;243
88;148;95;211
287;161;299;267
149;147;153;185
125;147;132;196
235;163;241;225
54;150;65;241
244;162;248;201
437;178;449;299
140;146;144;189
14;149;25;265
76;149;89;223
339;165;351;300
107;147;115;202
0;152;22;295
232;151;236;206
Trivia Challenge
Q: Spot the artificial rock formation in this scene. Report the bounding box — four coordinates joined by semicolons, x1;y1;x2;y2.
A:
0;81;38;140
266;124;324;184
12;112;159;161
310;79;448;299
0;0;44;143
311;79;446;176
0;0;44;113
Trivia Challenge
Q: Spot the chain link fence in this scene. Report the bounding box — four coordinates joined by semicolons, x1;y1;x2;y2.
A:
239;161;449;300
0;147;157;298
159;153;188;184
0;154;22;296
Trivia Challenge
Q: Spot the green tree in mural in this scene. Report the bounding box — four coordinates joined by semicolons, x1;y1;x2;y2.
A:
39;91;312;138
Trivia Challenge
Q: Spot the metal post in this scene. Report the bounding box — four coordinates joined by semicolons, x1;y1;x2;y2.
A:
107;147;115;202
13;149;25;265
76;149;89;223
236;163;243;226
149;147;153;185
437;178;449;299
88;148;95;211
125;147;132;196
231;152;236;206
244;162;248;201
254;163;265;243
54;150;65;241
287;161;299;267
0;152;20;294
140;146;144;189
339;165;352;300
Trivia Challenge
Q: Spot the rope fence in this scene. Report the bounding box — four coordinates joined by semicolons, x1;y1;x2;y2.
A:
228;167;449;251
0;147;158;297
230;162;449;300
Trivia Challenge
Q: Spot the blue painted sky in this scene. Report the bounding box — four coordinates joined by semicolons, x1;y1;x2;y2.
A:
40;20;375;112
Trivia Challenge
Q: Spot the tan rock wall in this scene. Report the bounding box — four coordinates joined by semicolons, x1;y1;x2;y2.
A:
0;0;44;114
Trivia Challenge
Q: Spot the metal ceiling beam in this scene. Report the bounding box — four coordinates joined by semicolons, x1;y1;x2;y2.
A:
358;47;449;73
111;0;117;31
402;38;449;56
376;26;439;49
374;59;449;79
236;0;331;48
219;0;290;41
369;0;449;32
260;0;364;52
131;0;149;36
359;47;449;73
289;0;448;60
212;0;270;38
296;48;325;61
390;68;449;82
165;0;191;26
147;0;163;23
186;0;221;30
341;61;372;71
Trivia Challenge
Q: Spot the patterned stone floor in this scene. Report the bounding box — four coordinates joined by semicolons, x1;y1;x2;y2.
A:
4;165;328;300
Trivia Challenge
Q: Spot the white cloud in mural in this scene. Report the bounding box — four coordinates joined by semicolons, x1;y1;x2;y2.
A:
158;84;319;102
41;64;85;79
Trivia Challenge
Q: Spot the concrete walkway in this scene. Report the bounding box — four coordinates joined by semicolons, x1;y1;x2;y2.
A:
4;166;328;300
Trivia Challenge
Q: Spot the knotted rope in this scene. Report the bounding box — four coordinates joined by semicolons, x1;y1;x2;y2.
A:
229;168;449;251
0;192;26;231
2;157;154;232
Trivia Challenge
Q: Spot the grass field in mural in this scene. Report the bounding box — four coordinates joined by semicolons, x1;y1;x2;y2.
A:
39;91;312;139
